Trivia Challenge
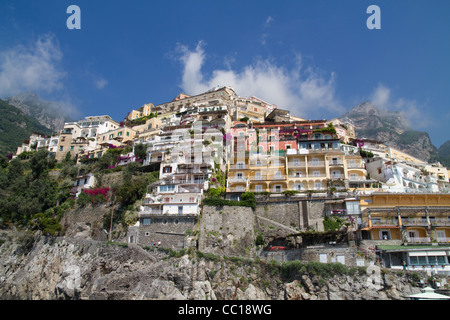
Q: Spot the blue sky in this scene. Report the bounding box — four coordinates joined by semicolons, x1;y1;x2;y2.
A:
0;0;449;147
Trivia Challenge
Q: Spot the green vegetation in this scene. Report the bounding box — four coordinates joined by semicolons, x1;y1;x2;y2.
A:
202;191;256;209
323;215;350;232
313;123;336;135
0;144;159;237
0;149;65;231
0;99;52;156
125;112;157;126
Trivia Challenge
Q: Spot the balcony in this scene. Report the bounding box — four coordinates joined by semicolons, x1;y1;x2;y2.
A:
330;174;345;179
329;161;344;166
250;175;268;181
288;162;305;167
437;237;449;243
308;161;325;167
406;236;431;244
348;176;367;181
228;177;248;183
229;164;249;170
228;186;248;192
268;175;286;180
402;218;429;227
348;163;365;169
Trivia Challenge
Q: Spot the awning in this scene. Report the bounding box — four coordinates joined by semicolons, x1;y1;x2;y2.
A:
408;251;447;256
410;287;450;300
430;251;447;256
408;251;428;256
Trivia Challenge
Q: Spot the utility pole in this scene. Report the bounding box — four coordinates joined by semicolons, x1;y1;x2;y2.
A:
108;192;115;241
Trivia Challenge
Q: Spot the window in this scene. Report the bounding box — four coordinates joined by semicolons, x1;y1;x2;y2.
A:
142;218;151;225
59;146;63;151
160;185;175;192
380;230;391;240
313;170;320;177
163;166;172;173
314;182;322;190
178;206;183;214
255;185;263;192
346;201;360;215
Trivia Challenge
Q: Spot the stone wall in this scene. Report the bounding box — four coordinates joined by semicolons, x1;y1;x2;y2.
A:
198;205;256;257
136;214;197;249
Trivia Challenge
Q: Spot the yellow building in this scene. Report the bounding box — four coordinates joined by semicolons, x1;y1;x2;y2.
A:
126;103;154;121
97;126;137;149
359;193;450;244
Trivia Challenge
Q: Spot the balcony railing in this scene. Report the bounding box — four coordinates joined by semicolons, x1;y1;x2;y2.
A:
402;218;429;226
330;174;345;179
308;161;325;167
229;164;249;170
288;162;305;167
406;236;431;244
268;175;286;180
250;175;267;181
228;177;248;183
348;163;365;169
329;161;344;166
348;176;367;181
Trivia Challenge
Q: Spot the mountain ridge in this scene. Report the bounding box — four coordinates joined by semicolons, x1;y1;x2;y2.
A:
341;101;448;166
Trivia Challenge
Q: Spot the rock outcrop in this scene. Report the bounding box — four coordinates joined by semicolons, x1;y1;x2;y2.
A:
0;229;428;300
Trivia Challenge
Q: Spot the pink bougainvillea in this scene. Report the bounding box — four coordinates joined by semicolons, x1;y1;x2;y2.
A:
83;187;111;202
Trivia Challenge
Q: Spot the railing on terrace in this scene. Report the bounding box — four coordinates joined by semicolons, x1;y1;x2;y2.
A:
288;162;305;167
308;161;325;166
371;219;399;226
269;175;287;180
140;209;164;215
228;177;248;183
437;237;450;243
406;236;431;244
431;218;450;226
401;218;429;226
228;187;248;192
250;175;268;181
347;163;365;169
348;176;367;181
229;164;249;170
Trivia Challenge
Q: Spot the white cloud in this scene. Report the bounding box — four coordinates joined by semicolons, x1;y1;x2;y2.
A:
369;83;431;129
95;77;108;89
0;33;65;97
175;41;342;119
265;16;274;26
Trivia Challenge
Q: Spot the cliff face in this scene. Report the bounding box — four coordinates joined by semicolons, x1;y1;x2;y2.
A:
0;229;424;300
4;92;71;133
342;102;440;162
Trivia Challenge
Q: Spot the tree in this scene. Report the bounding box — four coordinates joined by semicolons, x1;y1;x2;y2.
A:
134;143;147;161
30;149;52;179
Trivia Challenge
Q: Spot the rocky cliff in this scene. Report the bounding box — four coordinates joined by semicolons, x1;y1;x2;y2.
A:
342;102;440;163
0;228;426;300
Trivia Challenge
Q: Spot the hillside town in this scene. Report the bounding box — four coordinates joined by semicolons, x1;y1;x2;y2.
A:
13;86;450;279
